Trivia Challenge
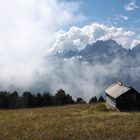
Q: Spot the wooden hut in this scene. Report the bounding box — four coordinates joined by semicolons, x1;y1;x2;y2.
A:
105;81;140;111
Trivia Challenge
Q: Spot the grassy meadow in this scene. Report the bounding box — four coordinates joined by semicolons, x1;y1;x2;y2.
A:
0;103;140;140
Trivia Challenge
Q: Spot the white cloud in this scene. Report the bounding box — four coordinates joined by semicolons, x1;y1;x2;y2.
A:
114;15;128;21
131;39;140;47
125;0;139;11
50;23;135;53
0;0;84;91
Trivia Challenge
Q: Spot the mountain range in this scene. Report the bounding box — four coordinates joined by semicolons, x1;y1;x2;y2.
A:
56;39;140;62
54;39;140;92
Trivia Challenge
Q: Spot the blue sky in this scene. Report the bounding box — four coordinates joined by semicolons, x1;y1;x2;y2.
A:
67;0;140;32
50;0;140;53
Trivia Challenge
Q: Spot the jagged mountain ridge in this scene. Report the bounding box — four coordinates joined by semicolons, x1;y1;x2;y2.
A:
56;39;140;62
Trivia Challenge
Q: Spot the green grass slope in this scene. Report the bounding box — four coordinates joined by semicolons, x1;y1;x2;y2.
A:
0;103;140;140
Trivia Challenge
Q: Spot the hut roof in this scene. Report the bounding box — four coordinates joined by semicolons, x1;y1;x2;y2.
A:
105;81;131;99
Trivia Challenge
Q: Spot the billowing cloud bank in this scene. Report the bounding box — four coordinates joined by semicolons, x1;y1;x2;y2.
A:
50;23;135;53
0;0;83;91
124;0;139;11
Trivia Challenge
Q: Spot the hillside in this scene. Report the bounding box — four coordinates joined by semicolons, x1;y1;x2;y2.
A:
0;103;140;140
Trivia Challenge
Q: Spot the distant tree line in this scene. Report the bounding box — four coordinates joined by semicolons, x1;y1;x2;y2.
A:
0;89;105;109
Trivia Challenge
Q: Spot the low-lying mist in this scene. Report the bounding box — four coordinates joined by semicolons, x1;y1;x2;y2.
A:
29;54;140;100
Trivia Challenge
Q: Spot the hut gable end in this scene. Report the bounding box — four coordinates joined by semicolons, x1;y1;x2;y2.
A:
105;81;140;111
